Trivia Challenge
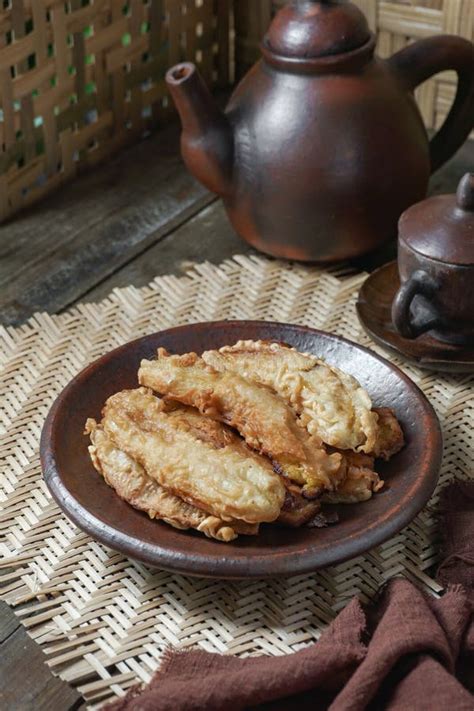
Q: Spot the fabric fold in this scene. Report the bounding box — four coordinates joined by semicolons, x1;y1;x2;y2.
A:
106;481;474;711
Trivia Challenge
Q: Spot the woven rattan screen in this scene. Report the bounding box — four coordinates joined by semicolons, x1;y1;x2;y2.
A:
234;0;474;134
0;0;230;221
1;1;472;222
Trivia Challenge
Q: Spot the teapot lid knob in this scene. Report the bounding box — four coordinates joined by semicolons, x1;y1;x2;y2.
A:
456;173;474;211
264;0;371;60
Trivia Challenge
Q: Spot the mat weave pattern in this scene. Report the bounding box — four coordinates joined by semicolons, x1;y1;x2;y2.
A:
1;256;472;707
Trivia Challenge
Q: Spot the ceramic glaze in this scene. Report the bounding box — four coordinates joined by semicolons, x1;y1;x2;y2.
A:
392;174;474;344
166;1;474;262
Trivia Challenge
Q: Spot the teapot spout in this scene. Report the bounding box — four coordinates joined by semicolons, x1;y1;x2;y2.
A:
166;63;233;197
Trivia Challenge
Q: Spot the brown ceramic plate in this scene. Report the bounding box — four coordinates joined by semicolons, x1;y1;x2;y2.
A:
357;261;474;372
41;320;442;579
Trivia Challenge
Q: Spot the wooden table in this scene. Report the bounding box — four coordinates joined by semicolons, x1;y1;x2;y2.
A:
1;124;472;709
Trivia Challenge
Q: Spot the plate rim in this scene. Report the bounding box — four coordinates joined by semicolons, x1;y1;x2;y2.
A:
40;319;443;579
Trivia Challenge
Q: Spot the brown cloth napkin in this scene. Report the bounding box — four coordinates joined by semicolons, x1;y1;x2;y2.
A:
107;482;474;711
438;480;474;600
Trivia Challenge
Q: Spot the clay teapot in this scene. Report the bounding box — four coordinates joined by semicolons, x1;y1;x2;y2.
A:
166;0;474;262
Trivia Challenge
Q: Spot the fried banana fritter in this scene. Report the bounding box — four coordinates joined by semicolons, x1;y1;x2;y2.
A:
85;340;402;542
322;451;384;504
86;420;258;541
100;388;285;524
202;340;380;454
138;350;344;497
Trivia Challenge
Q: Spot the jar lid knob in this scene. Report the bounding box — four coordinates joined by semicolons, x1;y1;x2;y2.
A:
456;173;474;211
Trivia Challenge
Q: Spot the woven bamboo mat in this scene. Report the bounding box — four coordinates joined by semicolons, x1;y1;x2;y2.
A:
1;255;472;707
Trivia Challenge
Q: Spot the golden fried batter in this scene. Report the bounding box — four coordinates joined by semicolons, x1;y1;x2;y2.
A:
163;402;244;449
371;408;405;461
86;420;258;541
139;350;344;497
323;451;384;504
100;388;285;524
202;340;380;454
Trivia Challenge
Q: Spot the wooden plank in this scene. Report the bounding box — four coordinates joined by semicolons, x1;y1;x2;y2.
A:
0;603;81;711
0;124;213;326
0;600;20;643
0;123;188;286
84;199;256;302
428;138;474;196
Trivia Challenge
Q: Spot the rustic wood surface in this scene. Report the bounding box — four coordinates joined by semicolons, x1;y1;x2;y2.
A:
0;125;472;709
0;0;230;222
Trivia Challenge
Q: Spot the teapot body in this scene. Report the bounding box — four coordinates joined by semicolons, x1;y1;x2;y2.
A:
166;0;473;264
223;56;431;262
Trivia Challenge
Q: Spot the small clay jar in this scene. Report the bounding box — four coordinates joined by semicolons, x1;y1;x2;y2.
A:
392;173;474;344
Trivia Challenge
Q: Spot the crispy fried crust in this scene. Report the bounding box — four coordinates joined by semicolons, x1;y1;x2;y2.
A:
276;481;322;528
86;342;401;542
140;351;306;458
138;349;344;497
163;402;245;449
202;340;380;454
100;388;285;524
322;450;384;504
370;408;405;461
86;420;258;541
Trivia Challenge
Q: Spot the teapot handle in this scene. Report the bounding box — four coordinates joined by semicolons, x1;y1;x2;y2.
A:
388;36;474;173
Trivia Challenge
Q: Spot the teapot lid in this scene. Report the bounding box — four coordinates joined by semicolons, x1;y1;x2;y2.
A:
264;0;371;59
399;174;474;266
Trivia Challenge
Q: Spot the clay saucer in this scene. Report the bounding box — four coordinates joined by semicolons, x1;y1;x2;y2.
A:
41;320;442;579
357;262;474;373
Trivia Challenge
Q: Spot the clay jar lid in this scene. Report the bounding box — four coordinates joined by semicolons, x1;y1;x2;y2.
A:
399;173;474;266
264;0;371;59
